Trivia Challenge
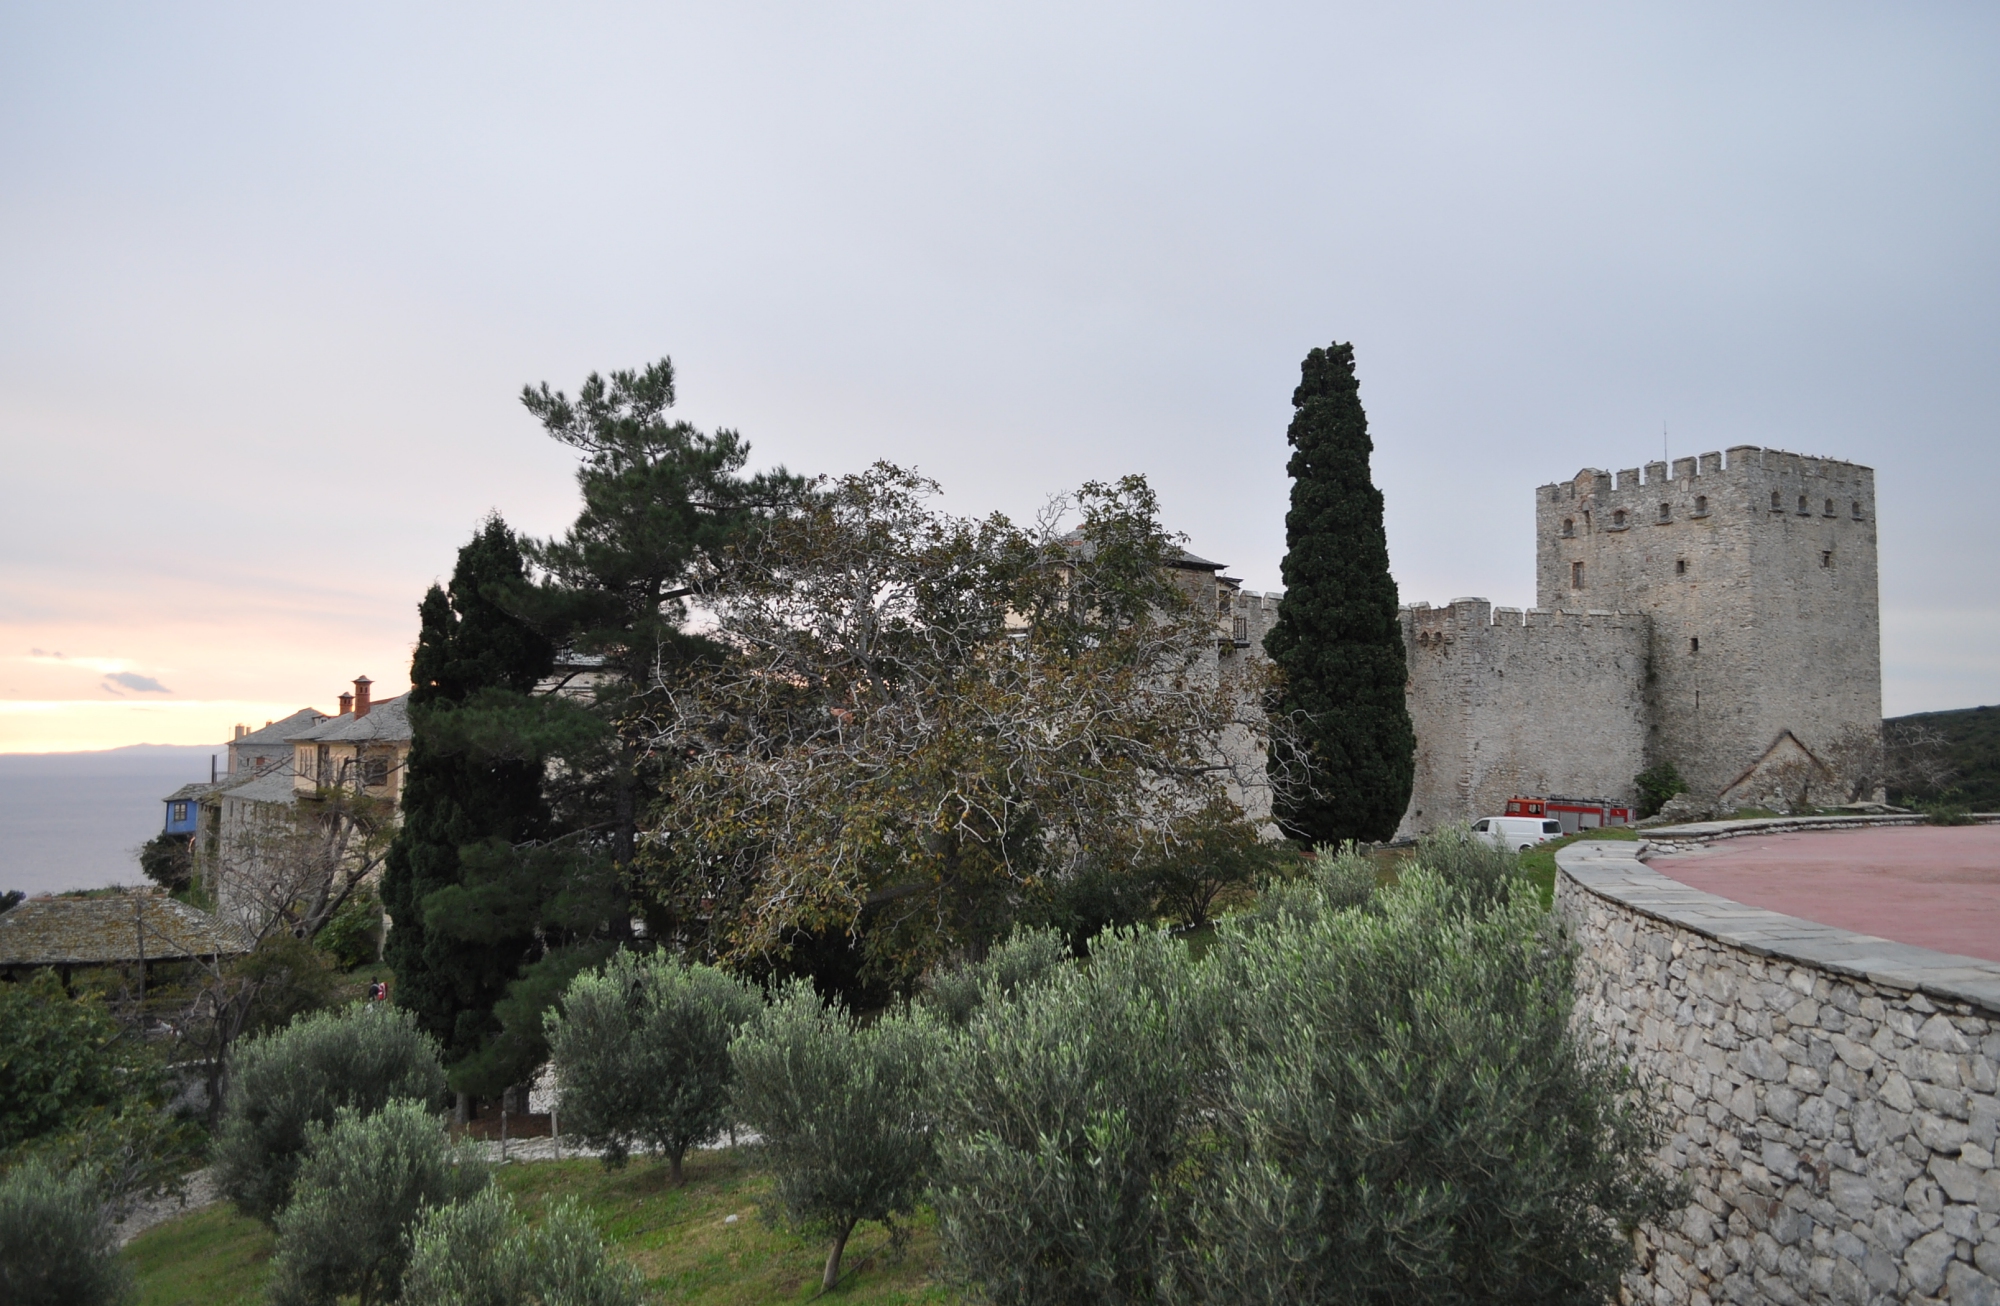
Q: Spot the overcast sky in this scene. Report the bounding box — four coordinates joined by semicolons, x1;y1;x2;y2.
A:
3;2;1995;752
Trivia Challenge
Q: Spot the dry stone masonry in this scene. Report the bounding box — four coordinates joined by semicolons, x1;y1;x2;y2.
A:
1557;836;2000;1305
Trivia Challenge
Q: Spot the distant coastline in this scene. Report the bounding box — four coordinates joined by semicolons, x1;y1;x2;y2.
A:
0;745;221;896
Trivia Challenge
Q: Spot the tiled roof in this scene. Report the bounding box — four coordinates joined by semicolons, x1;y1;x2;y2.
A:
287;694;411;745
0;895;252;967
236;708;330;748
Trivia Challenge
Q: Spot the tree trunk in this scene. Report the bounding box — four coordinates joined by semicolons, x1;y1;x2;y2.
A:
454;1091;470;1126
669;1149;684;1186
822;1218;855;1291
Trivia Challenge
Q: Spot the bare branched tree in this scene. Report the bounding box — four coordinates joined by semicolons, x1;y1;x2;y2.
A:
637;464;1296;982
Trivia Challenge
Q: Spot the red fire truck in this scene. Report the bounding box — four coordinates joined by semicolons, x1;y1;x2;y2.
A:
1503;795;1632;834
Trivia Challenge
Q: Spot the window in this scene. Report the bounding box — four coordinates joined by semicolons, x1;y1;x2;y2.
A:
1797;495;1809;514
315;744;331;782
1231;615;1249;645
1658;502;1672;522
1543;820;1563;835
1771;490;1782;510
1612;509;1627;528
1821;551;1832;568
171;802;188;822
1690;637;1700;653
1675;559;1687;575
1824;498;1835;516
1472;819;1490;832
1572;561;1585;588
363;756;390;787
1561;517;1575;538
1851;500;1863;519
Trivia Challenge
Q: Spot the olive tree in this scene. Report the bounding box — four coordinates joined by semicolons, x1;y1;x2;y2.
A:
266;1098;487;1306
543;948;762;1179
213;1004;447;1222
928;927;1220;1306
1175;863;1679;1304
916;925;1070;1028
401;1186;646;1306
0;1159;131;1306
730;981;936;1290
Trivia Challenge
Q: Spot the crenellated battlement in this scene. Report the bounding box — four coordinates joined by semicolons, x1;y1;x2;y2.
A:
1400;441;1882;840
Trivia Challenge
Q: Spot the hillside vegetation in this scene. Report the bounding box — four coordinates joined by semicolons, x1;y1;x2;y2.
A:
1888;703;2000;810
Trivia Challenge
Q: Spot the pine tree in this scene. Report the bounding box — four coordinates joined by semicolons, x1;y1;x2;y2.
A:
1264;342;1415;843
382;516;559;1072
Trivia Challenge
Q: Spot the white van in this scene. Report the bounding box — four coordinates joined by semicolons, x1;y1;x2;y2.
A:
1471;815;1564;851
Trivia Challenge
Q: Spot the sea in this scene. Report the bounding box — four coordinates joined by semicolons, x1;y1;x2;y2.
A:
0;745;223;897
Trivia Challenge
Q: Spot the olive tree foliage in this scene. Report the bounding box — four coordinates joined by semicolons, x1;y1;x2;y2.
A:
730;981;937;1290
1175;862;1680;1306
542;948;762;1179
1235;839;1380;930
928;927;1222;1306
642;463;1290;986
402;1186;646;1306
917;925;1070;1028
267;1099;488;1306
214;1004;448;1223
0;1159;132;1306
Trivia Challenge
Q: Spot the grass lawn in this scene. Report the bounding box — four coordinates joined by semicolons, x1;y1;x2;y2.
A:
1517;827;1642;908
123;1148;957;1305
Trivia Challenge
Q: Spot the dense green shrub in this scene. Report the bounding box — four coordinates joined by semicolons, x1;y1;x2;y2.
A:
317;881;386;970
0;971;156;1151
266;1098;487;1306
918;925;1070;1028
1406;823;1524;916
731;981;936;1289
230;934;348;1039
1238;839;1379;929
214;1003;447;1222
1635;760;1687;818
138;831;194;893
1177;866;1678;1304
1139;810;1296;930
929;927;1220;1306
543;949;762;1178
0;1159;131;1306
402;1185;646;1306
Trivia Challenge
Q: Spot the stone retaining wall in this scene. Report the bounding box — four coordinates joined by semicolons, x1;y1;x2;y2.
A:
1556;836;2000;1305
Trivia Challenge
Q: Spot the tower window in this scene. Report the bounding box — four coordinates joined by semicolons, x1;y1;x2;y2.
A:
1824;498;1835;516
1572;561;1585;588
1821;551;1832;568
1851;500;1863;518
1561;517;1575;538
1797;495;1809;514
1657;502;1672;522
1675;559;1687;575
1694;495;1708;515
1771;490;1782;510
1690;637;1699;653
1611;509;1627;529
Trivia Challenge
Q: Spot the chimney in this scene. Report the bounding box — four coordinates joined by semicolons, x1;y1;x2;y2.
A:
233;724;248;741
352;676;373;719
338;692;353;716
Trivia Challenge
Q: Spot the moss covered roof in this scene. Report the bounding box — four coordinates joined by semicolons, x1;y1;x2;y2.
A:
0;894;251;966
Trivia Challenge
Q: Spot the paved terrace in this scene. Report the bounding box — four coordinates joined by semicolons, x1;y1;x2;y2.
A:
1644;825;2000;965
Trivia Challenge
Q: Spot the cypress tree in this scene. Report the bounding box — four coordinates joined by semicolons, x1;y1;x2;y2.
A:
382;516;556;1070
1264;342;1415;843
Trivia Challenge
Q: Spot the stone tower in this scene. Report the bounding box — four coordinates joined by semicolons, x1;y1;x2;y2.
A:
1533;446;1881;803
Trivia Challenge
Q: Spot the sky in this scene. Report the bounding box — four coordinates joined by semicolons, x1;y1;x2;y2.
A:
2;2;1996;752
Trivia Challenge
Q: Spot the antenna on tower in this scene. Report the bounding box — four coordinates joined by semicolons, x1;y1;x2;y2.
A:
1663;420;1669;467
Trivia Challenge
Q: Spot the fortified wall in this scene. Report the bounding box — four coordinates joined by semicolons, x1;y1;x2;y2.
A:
1400;599;1648;835
1398;446;1883;836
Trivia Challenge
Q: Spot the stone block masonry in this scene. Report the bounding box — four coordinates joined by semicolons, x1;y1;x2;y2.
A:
1557;836;2000;1305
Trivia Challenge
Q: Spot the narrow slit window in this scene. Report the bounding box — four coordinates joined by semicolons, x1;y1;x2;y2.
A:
1572;561;1585;588
1824;498;1835;516
1771;490;1782;510
1851;500;1863;518
1690;637;1699;653
1694;495;1708;515
1821;551;1832;568
1797;495;1809;514
1561;517;1575;538
1675;559;1687;575
1658;502;1672;522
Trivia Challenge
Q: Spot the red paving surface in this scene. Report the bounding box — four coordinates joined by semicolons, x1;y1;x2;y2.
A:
1645;826;2000;963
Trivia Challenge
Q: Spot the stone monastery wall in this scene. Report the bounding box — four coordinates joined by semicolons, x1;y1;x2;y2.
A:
1398;445;1882;835
1557;837;2000;1306
1399;599;1648;836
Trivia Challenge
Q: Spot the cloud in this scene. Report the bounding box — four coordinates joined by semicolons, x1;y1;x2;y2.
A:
103;672;171;694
